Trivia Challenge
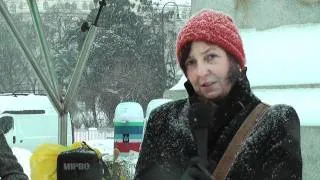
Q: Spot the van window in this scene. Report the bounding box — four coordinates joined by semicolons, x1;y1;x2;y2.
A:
2;110;45;114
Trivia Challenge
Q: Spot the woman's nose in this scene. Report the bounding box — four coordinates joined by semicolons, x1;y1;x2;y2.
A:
196;62;209;77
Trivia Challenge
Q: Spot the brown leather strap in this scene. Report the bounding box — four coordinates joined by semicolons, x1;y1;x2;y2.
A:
212;103;270;180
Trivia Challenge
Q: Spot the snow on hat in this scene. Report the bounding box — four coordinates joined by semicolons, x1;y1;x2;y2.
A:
176;9;245;69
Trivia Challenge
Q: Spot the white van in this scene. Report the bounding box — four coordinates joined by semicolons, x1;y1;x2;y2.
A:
0;93;73;152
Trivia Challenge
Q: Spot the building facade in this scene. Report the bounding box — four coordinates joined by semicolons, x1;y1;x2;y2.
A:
4;0;94;14
191;0;320;30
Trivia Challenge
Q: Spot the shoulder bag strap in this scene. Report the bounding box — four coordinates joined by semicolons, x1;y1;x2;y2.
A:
212;103;270;180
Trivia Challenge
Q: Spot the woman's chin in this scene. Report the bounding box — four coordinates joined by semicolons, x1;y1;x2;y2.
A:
202;91;220;100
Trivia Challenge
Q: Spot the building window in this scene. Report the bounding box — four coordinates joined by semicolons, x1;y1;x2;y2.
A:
89;2;94;9
71;2;77;10
82;2;88;10
10;2;16;13
43;1;49;10
18;2;24;9
65;2;71;9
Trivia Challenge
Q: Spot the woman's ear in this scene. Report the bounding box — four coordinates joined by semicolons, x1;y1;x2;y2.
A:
241;67;247;75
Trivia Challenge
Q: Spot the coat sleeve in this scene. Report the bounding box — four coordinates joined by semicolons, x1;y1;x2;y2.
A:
0;134;29;180
134;109;171;180
258;105;302;180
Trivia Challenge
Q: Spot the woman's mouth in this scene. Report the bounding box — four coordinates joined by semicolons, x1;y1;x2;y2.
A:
201;82;216;87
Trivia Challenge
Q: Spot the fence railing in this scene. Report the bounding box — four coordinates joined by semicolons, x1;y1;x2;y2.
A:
74;127;114;142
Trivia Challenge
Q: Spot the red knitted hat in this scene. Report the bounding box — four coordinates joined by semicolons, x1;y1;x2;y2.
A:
176;9;245;68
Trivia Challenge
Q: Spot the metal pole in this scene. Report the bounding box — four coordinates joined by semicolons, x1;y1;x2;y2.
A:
161;7;165;68
161;2;179;85
64;26;98;112
58;112;69;146
59;26;97;145
161;2;180;58
27;0;60;98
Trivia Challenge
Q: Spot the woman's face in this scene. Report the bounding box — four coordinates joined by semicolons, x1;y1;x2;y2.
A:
185;41;233;101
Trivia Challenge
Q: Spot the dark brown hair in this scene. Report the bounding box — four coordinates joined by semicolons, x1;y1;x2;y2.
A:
180;42;192;73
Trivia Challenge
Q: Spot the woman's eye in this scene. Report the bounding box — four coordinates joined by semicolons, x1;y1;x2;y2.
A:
206;54;217;61
185;59;196;67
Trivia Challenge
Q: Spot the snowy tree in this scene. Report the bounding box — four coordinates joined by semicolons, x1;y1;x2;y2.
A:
0;0;179;127
72;0;172;127
41;4;80;88
0;14;40;93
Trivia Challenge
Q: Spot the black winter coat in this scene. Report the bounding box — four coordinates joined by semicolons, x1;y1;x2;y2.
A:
134;75;302;180
0;133;28;180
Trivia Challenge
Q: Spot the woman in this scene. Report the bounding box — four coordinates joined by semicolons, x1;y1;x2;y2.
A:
134;9;302;180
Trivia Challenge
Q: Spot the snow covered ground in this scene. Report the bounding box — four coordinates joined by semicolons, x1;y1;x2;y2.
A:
86;139;115;155
12;147;32;179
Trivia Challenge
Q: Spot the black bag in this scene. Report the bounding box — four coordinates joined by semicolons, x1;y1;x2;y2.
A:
57;142;110;180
